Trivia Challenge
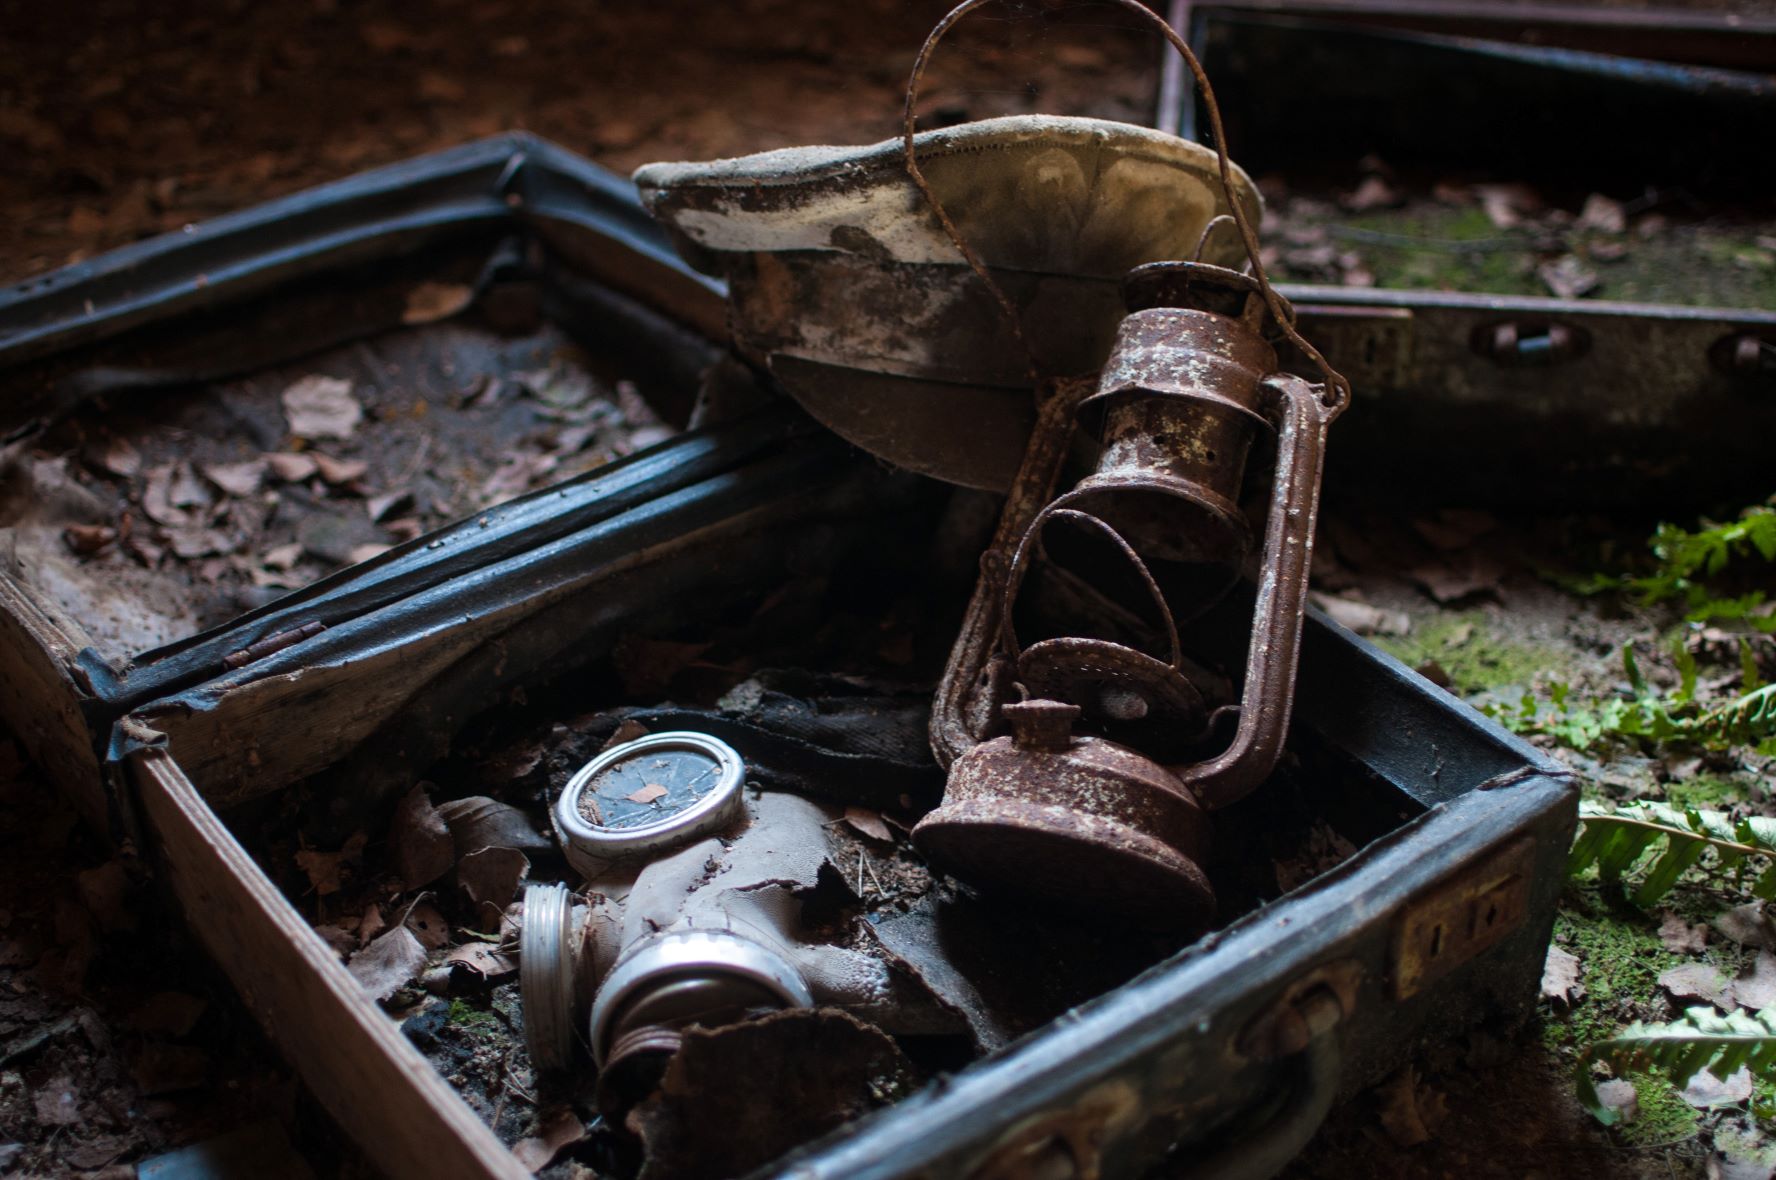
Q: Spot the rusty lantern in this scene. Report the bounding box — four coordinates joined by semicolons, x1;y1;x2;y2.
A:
915;257;1346;932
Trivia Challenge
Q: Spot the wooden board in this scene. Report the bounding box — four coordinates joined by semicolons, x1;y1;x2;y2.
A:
130;748;524;1180
0;574;103;825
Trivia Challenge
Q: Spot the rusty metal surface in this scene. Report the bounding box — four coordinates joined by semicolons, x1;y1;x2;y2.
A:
914;699;1216;931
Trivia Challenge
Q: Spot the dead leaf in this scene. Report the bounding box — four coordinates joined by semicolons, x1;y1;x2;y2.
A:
1538;255;1599;300
311;452;369;486
1659;962;1733;1009
63;522;116;555
202;459;265;498
626;783;668;805
359;904;387;946
458;847;530;928
294;831;367;896
1681;1064;1752;1109
347;543;391;564
390;785;455;890
1593;1079;1638;1124
347;926;428;1001
282;375;362;441
265;452;319;482
367;490;413;522
843;807;893;843
1405;552;1506;604
1659;910;1709;954
88;436;141;478
1473;182;1540;230
262;542;303;571
404;901;450;949
402;281;473;324
435;797;550;857
1376;1064;1446;1148
33;1075;81;1125
512;1108;588;1172
1341;175;1400;212
444;942;517;979
1733;951;1776;1011
602;719;651;751
1540;945;1584;1006
1309;593;1410;637
141;463;204;527
1715;902;1776;950
1578;193;1627;236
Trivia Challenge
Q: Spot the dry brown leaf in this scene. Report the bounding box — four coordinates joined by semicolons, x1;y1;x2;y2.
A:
843;807;893;843
1309;593;1410;637
401;280;473;324
404;901;451;949
294;831;366;897
1577;192;1627;236
1539;255;1599;300
626;783;668;805
1659;910;1709;954
141;463;200;527
1341;174;1400;212
367;489;413;522
444;942;517;979
512;1108;588;1172
1593;1079;1638;1124
33;1075;82;1125
1540;945;1584;1006
1659;962;1733;1009
261;541;303;571
390;785;455;890
282;375;362;441
89;436;141;478
1681;1064;1752;1109
312;452;369;486
458;847;530;928
359;904;387;947
347;926;428;1001
265;452;319;482
436;797;550;857
347;542;391;564
1733;951;1776;1011
1715;902;1776;949
63;523;116;555
202;459;265;498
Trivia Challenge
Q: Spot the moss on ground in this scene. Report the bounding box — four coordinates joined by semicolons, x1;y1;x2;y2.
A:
447;997;501;1031
1544;889;1677;1054
1375;611;1573;697
1665;773;1762;812
1622;1072;1700;1147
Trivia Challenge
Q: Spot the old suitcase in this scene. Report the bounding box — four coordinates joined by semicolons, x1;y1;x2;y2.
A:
0;134;1576;1179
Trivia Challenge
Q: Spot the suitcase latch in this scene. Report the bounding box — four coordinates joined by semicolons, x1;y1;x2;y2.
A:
1392;837;1535;999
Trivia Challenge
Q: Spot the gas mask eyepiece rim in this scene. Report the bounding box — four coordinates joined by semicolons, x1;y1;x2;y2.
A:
553;731;747;877
588;929;814;1068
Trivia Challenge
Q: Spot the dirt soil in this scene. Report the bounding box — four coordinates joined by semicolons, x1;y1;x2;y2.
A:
3;1;1774;1178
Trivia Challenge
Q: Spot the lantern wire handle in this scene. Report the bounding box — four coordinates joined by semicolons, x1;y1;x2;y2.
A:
902;0;1351;410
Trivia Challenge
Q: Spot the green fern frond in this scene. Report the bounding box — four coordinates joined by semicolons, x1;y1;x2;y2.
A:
1569;801;1776;907
1577;1006;1776;1125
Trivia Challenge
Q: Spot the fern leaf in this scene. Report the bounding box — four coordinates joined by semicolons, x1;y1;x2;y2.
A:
1570;802;1776;905
1577;1006;1776;1125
